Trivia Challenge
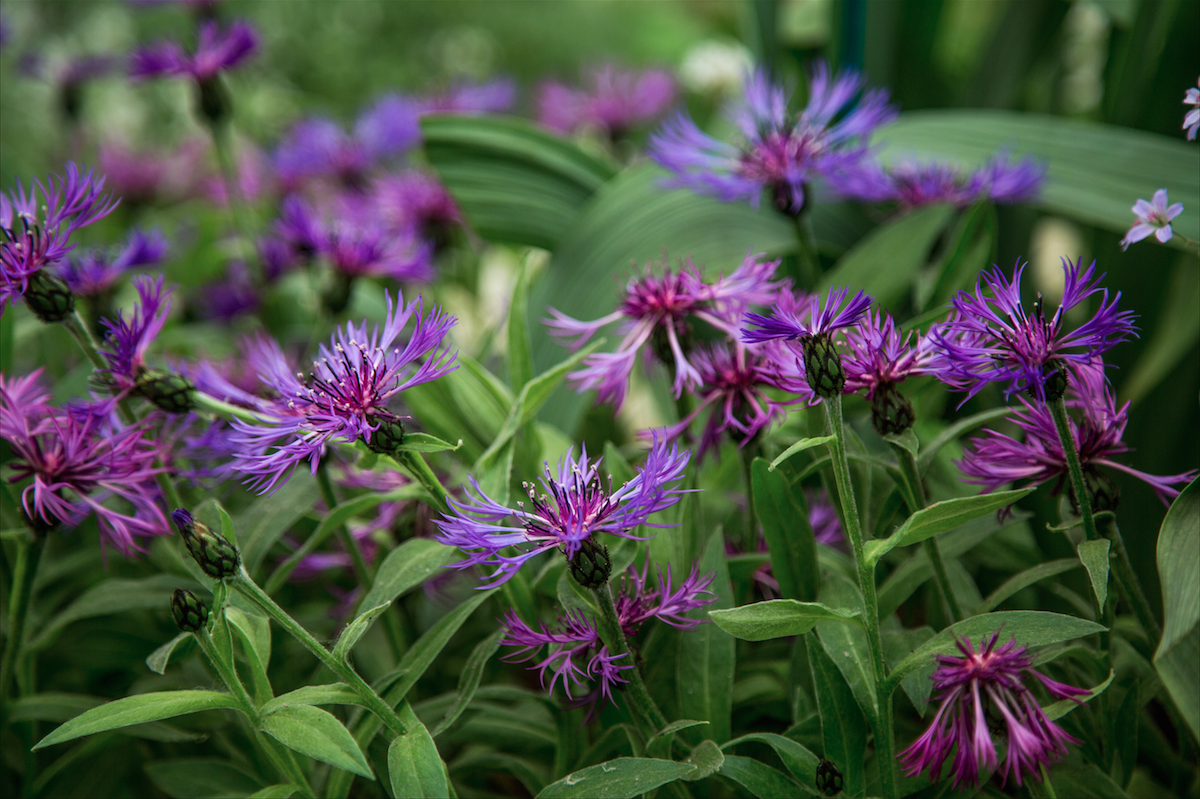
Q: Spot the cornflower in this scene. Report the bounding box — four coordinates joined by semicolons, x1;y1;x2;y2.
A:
899;633;1089;790
58;228;168;299
435;437;691;587
1;163;119;318
546;252;785;408
830;153;1045;209
195;261;259;321
538;65;676;138
371;172;462;243
416;78;517;115
129;19;258;82
230;291;457;494
650;63;895;214
98;138;206;206
1;371;168;553
96;275;175;399
1183;77;1199;140
842;310;938;434
1119;189;1184;250
932;258;1136;403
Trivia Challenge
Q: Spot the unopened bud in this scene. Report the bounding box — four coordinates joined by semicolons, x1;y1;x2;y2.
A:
802;334;845;399
364;414;405;456
136;370;197;414
171;588;209;633
870;383;914;436
568;538;612;590
23;270;75;323
195;77;232;127
1041;363;1069;403
172;508;240;580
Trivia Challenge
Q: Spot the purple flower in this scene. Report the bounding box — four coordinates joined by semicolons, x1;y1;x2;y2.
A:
230;292;457;494
417;78;517;115
546;252;785;408
97;275;174;398
899;633;1089;790
1183;78;1199;140
1119;189;1184;250
538;65;676;137
321;218;433;283
742;285;871;344
958;362;1197;508
612;561;717;631
932;258;1137;402
435;437;691;587
649;63;895;214
195;261;259;321
807;488;844;545
272;195;324;259
98;138;206;205
2;163;119;313
841;310;935;398
130;19;258;81
371;172;462;240
1;371;169;554
830;153;1044;208
58;228;168;299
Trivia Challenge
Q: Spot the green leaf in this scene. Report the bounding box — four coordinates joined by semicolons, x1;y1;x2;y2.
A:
878;111;1200;242
709;600;861;641
262;684;365;713
808;640;867;797
248;786;299;799
507;262;534;391
333;602;391;663
34;691;241;749
866;488;1035;565
450;751;548;797
216;502;237;545
819;204;955;310
360;539;456;611
146;633;193;675
388;702;450;798
422;114;616;250
886;611;1107;695
433;629;504;736
682;740;724;781
31;575;190;651
677;528;735;743
1043;669;1114;721
1077;539;1111;609
814;574;877;721
1038;764;1130;798
718;756;805;799
645;720;709;760
977;559;1082;614
1154;477;1200;741
721;733;820;789
225;605;274;703
752;458;819;601
883;428;919;459
536;758;697;799
10;693;205;743
768;436;836;471
916;407;1014;473
238;472;319;576
143;758;263;799
393;432;462;453
261;704;373;779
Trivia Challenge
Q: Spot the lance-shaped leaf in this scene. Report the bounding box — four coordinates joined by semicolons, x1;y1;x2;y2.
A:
536;758;697;799
709;600;861;642
388;701;449;798
768;436;836;471
1154;477;1200;741
261;704;373;778
977;558;1081;614
721;733;820;789
718;756;806;799
262;684;365;713
1076;539;1111;609
360;539;456;610
753;459;819;601
34;691;242;749
865;487;1034;565
1043;669;1114;721
433;629;504;736
333;603;391;663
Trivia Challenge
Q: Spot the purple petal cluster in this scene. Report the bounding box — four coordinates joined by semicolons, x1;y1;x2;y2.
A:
435;437;691;586
742;285;872;344
417;78;517;115
650;63;895;213
195;261;259;321
538;65;676;137
230;292;457;493
97;275;174;397
371;172;462;240
830;153;1045;208
900;633;1089;790
1120;189;1184;250
58;229;168;299
841;310;937;399
130;19;258;81
1184;77;1199;140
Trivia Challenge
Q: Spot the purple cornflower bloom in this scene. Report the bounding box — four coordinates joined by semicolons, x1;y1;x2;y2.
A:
742;285;872;344
650;63;895;214
932;258;1136;403
830;153;1045;208
958;362;1197;508
130;19;258;81
1;371;169;553
230;292;457;494
97;275;174;398
2;163;119;313
416;78;517;115
807;488;844;545
899;633;1089;790
272;195;324;260
321;218;433;284
435;437;691;587
546;253;785;408
371;172;462;241
1119;189;1184;250
58;228;168;299
538;65;676;137
195;261;258;321
842;310;935;397
1183;78;1199;140
98;138;206;205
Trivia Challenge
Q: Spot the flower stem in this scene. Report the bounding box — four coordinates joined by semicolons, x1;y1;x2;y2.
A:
192;390;263;423
232;569;407;736
791;212;819;291
592;583;668;735
740;445;759;553
1097;515;1161;645
208;120;263;285
890;442;961;623
824;396;897;799
1039;764;1058;799
0;531;46;706
393;450;451;515
61;310;107;371
1047;397;1099;542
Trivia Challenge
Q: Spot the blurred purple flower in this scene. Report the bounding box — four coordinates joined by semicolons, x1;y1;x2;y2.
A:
1183;78;1199;140
130;19;258;81
1119;189;1183;250
807;488;844;545
321;218;433;283
57;228;168;299
830;153;1044;208
538;65;676;137
195;261;258;321
650;63;895;214
97;274;174;397
371;172;462;240
98;139;206;205
742;285;871;344
900;633;1089;790
199;142;276;205
417;78;517;115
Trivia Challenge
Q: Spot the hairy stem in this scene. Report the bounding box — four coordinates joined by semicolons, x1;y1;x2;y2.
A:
393;450;451;515
592;583;669;734
891;442;962;623
0;532;45;707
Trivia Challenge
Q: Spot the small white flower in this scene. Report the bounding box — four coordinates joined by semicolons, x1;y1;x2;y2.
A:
1120;189;1183;250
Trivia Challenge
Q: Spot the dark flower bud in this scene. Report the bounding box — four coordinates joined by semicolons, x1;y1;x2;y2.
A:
23;270;75;323
172;508;240;580
195;77;232;127
803;334;845;399
870;383;915;436
171;588;209;633
322;272;355;315
136;369;197;414
1040;363;1069;403
568;537;612;589
364;414;405;456
815;759;843;796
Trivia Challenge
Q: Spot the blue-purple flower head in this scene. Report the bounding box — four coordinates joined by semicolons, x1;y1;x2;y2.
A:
230;291;457;494
932;258;1137;403
538;64;676;137
436;436;691;587
417;77;517;115
831;152;1045;209
2;163;119;313
130;19;258;81
650;63;895;215
97;274;174;398
58;228;168;299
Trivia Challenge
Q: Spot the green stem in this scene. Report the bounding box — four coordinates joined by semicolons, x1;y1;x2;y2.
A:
232;570;407;737
193;390;263;423
0;532;45;707
891;442;961;623
208;121;263;285
791;212;819;291
1098;516;1161;644
592;583;668;734
824;397;897;799
1047;398;1099;542
1039;764;1058;799
740;445;758;553
393;450;450;515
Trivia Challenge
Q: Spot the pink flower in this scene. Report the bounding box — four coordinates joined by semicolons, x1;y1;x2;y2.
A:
1120;189;1183;250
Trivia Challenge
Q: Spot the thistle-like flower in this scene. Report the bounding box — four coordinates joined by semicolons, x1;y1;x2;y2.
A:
538;65;676;138
230;291;457;494
1119;189;1184;250
1183;77;1199;141
546;252;785;408
129;19;258;82
650;63;895;214
899;633;1090;790
58;228;168;300
841;310;939;434
435;437;691;587
931;258;1136;402
829;152;1045;209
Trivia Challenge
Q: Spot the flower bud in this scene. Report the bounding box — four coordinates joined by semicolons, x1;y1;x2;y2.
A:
195;77;232;127
136;369;197;414
802;334;845;399
870;383;915;436
568;537;612;590
172;508;240;580
23;270;75;323
171;588;209;633
364;414;405;456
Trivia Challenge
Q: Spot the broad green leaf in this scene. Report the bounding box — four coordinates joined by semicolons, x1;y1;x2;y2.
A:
916;407;1014;473
866;488;1035;565
359;539;456;611
718;756;805;799
678;528;735;743
225;605;273;703
146;632;193;675
721;733;820;789
143;759;262;799
536;758;696;799
261;704;373;778
31;575;190;651
808;641;867;797
682;740;724;781
34;691;241;749
815;574;877;721
422;114;616;250
333;602;391;662
977;558;1081;614
886;612;1107;695
1077;540;1111;609
878;111;1200;241
768;436;836;471
433;629;505;736
1123;258;1200;406
645;720;709;760
753;459;819;601
1043;669;1114;721
1155;477;1200;741
262;684;365;713
1036;764;1130;798
238;472;319;575
709;600;861;641
388;701;449;798
450;751;549;797
1155;624;1200;745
